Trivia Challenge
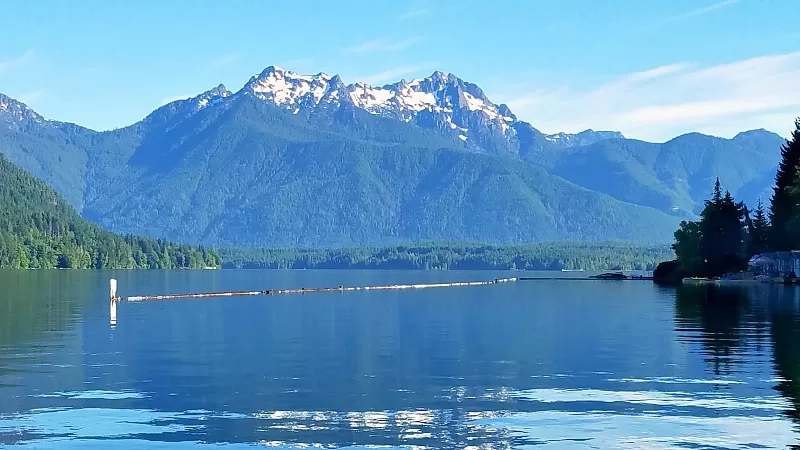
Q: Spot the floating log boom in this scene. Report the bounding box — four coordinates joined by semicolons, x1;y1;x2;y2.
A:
115;278;518;303
107;275;652;325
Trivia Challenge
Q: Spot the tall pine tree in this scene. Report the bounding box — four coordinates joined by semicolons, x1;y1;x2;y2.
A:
697;179;748;276
739;200;752;259
699;179;724;274
784;165;800;248
769;118;800;250
748;198;770;257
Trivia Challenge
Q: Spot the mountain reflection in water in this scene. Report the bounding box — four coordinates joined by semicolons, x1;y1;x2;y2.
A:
0;270;799;449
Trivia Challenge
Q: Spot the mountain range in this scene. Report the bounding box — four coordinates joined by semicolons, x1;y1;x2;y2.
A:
0;66;787;247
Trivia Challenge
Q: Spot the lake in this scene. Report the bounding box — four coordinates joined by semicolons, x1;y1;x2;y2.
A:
0;270;799;449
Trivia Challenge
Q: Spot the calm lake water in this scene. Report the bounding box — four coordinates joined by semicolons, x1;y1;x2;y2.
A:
1;270;799;449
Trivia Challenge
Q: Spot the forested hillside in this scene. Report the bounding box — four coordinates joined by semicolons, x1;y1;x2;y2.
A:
220;242;674;271
0;154;220;269
533;130;785;216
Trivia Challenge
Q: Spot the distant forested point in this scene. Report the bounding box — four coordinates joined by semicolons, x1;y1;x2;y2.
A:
0;155;221;269
219;242;674;271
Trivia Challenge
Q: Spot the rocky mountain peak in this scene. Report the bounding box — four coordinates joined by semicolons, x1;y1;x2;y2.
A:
152;64;627;156
0;93;45;124
207;84;231;98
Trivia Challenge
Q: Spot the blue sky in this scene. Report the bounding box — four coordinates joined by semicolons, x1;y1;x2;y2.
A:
0;0;797;141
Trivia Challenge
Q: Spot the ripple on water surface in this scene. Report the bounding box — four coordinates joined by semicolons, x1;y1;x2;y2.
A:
1;271;799;449
1;385;798;449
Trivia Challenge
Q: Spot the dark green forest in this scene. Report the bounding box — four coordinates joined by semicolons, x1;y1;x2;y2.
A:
0;148;669;271
220;241;673;271
0;154;220;269
658;118;800;281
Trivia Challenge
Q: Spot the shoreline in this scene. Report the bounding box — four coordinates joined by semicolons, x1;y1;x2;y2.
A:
682;276;800;286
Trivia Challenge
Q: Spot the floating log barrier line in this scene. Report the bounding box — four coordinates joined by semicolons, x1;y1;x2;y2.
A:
110;277;518;303
106;275;654;325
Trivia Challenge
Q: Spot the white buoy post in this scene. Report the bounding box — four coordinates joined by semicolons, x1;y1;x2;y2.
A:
110;279;118;327
110;298;117;327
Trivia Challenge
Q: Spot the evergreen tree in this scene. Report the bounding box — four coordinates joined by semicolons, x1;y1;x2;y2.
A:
748;198;770;257
712;177;723;204
769;118;800;250
694;180;748;276
0;154;221;269
783;165;800;249
699;179;723;275
672;220;702;274
739;200;751;260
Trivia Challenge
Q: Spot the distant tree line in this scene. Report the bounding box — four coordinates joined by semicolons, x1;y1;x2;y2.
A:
0;154;220;269
219;241;674;271
657;118;800;282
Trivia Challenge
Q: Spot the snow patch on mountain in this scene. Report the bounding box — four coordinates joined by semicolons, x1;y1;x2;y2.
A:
195;84;231;111
240;66;517;138
544;129;626;148
0;94;45;123
0;65;626;155
348;83;398;111
246;66;333;107
545;132;570;143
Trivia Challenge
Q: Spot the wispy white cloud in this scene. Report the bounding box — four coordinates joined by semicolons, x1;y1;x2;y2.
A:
399;8;429;20
492;51;800;141
344;37;422;54
211;52;240;69
657;0;742;25
160;94;193;106
358;63;435;85
0;49;35;73
18;90;44;105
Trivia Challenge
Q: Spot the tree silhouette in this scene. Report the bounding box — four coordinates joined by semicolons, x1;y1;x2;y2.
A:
770;118;800;250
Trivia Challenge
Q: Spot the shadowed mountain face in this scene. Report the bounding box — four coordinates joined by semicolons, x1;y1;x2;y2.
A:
0;68;786;247
538;130;785;216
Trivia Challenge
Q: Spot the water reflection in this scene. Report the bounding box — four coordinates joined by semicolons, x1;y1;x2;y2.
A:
0;271;87;350
675;285;800;436
765;287;800;428
1;271;800;448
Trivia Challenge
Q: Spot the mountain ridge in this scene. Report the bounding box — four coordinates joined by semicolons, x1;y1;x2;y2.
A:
1;64;784;151
1;66;631;154
0;64;788;247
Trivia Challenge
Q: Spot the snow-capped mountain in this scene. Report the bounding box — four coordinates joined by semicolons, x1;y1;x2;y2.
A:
244;67;339;110
0;65;624;157
143;84;233;129
0;72;787;248
194;84;232;111
0;93;47;130
233;66;621;156
544;129;625;148
239;66;517;151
